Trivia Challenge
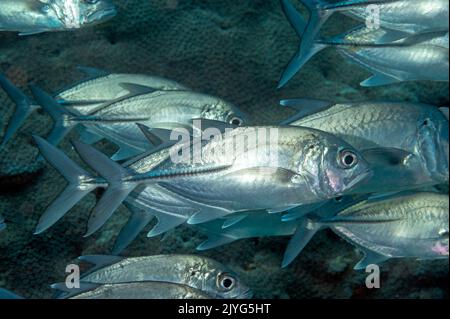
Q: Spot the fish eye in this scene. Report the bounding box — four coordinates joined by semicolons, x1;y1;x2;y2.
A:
229;116;243;126
338;150;358;169
217;273;236;291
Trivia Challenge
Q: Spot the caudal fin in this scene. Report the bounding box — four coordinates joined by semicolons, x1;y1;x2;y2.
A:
0;74;38;148
33;135;98;234
72;141;138;236
29;85;76;146
112;202;155;255
278;0;331;88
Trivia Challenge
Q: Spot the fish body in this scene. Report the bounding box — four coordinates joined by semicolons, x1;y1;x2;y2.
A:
66;90;247;159
331;30;449;86
0;70;188;149
341;0;449;34
77;254;251;299
0;0;116;35
0;215;5;232
282;192;449;269
33;125;371;238
132;126;370;220
69;282;210;299
278;0;450;87
328;192;449;267
285;100;449;192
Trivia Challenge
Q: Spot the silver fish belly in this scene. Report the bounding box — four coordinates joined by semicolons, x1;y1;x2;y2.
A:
337;31;449;85
69;282;210;299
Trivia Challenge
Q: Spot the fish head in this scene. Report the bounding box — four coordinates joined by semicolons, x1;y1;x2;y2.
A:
296;131;372;198
201;99;250;127
414;107;449;184
199;257;252;299
42;0;116;30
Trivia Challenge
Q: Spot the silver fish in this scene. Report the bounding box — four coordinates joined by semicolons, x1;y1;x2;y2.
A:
321;29;449;86
338;0;449;34
28;84;248;161
0;0;116;36
67;282;211;299
278;0;449;87
58;254;251;299
32;124;371;238
282;99;449;193
0;68;188;152
291;192;449;270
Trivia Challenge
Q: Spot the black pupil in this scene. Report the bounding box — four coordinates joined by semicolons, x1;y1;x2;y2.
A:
231;118;241;125
334;196;343;202
344;154;354;166
222;278;233;289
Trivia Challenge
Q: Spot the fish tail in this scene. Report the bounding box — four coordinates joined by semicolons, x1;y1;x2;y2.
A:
33;136;98;234
29;85;75;146
71;141;139;237
278;0;330;88
281;217;323;267
0;74;38;148
112;202;155;255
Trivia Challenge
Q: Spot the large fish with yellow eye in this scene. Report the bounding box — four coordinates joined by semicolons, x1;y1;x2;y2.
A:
0;0;116;36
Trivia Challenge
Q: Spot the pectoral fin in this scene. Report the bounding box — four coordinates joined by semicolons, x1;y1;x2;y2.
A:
360;73;401;87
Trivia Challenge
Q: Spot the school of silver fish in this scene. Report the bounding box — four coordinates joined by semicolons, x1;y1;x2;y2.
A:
0;0;448;299
278;0;449;87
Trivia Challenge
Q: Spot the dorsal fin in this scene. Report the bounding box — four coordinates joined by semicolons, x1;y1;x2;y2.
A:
280;98;333;124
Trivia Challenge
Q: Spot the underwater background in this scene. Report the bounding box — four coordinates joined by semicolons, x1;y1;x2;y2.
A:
0;0;448;299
